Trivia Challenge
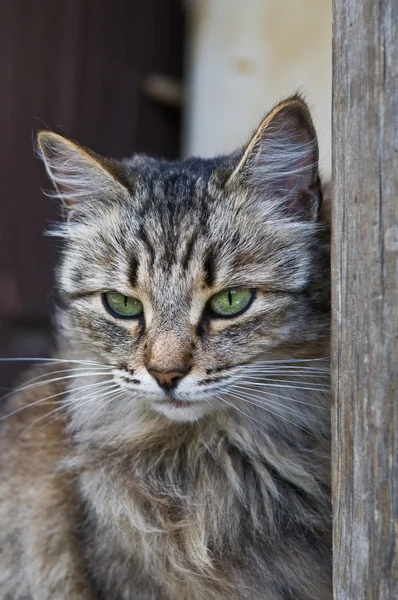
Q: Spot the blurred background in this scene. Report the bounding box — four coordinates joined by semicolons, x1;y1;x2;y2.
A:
0;0;331;390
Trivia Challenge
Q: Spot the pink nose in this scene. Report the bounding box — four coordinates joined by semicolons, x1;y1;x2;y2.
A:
148;368;189;391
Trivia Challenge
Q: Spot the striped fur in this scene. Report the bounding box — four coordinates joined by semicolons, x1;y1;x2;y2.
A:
0;97;331;599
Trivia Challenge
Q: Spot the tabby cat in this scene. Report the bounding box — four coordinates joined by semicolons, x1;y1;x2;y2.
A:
0;96;331;600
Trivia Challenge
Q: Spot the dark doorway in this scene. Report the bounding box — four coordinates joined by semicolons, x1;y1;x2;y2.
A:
0;0;185;389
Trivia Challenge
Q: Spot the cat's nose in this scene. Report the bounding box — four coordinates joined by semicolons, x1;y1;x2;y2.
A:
148;368;189;391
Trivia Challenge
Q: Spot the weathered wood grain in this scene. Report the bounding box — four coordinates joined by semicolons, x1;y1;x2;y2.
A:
332;0;398;597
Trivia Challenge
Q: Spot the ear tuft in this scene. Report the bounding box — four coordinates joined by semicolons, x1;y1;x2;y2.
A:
36;131;127;210
229;96;322;222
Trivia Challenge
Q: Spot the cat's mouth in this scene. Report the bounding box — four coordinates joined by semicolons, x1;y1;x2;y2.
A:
150;394;211;422
154;396;201;409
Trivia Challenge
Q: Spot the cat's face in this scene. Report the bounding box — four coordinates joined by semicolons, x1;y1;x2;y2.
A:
38;97;330;422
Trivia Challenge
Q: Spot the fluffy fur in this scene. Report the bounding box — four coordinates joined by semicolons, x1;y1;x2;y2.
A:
0;96;331;599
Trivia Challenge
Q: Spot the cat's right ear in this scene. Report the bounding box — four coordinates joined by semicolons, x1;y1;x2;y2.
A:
36;131;128;216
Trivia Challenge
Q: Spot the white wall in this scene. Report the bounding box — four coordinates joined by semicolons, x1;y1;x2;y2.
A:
184;0;332;179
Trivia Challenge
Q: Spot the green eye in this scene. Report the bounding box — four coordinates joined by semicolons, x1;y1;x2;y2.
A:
208;288;254;317
104;292;143;318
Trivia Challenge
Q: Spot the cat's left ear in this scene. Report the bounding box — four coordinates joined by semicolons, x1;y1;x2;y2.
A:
36;131;128;213
228;96;322;221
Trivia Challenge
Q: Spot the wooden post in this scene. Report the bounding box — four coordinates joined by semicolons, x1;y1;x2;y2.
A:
332;0;398;597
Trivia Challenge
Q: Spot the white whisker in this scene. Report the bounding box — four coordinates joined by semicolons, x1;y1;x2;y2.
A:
226;388;322;422
250;357;329;365
230;383;328;410
28;384;121;431
222;390;321;437
0;369;112;406
0;379;115;422
235;380;329;394
243;381;329;390
0;357;109;366
244;364;329;371
214;394;265;432
245;366;329;375
85;389;127;424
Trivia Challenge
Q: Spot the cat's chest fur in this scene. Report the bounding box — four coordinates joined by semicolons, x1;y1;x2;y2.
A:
70;425;331;600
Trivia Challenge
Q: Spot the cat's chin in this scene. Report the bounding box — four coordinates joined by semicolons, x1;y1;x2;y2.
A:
151;399;212;422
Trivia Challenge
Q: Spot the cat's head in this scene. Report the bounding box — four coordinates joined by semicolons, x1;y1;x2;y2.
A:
37;96;330;423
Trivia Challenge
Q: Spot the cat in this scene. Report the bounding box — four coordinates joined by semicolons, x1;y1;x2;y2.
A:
0;96;331;600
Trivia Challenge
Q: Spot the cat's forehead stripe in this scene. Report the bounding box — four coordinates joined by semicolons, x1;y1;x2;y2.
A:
138;223;155;267
128;253;139;288
203;247;216;288
181;232;199;271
